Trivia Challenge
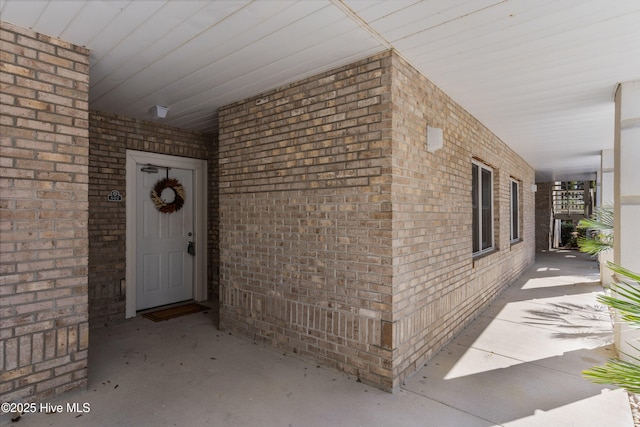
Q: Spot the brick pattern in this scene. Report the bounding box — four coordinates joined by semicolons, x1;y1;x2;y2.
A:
0;21;90;402
219;52;395;388
535;182;553;251
389;52;535;385
218;50;535;391
88;111;215;325
208;139;220;304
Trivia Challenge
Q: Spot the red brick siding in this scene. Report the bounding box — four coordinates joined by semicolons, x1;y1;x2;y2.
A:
219;52;395;389
535;182;553;251
88;111;216;325
389;52;535;385
218;50;535;391
1;20;90;402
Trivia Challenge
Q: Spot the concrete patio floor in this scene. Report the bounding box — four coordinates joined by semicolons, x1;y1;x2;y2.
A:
4;250;633;426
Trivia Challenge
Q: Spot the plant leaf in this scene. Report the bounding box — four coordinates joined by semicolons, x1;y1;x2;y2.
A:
596;272;640;326
576;206;614;255
576;237;613;256
607;262;640;283
583;358;640;394
576;206;640;393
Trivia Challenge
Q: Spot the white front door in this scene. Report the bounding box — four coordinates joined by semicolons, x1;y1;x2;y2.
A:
136;166;194;310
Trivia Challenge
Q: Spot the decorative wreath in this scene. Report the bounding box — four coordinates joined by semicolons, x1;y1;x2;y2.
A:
150;178;185;213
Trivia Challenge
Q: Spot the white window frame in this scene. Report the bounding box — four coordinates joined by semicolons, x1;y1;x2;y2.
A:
472;160;494;256
510;178;520;243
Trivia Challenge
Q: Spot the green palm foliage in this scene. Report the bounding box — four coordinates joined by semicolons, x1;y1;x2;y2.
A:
577;206;614;256
582;262;640;393
583;355;640;394
597;264;640;326
578;206;640;393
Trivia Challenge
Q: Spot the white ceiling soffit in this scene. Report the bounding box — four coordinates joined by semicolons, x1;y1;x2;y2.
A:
2;0;640;182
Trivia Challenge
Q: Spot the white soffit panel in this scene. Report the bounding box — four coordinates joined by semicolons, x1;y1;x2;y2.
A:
62;1;133;50
90;1;326;108
3;0;640;180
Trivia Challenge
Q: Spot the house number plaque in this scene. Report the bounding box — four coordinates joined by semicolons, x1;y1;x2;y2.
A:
107;190;123;202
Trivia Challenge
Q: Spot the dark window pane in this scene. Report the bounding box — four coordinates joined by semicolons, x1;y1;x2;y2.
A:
472;164;479;253
511;181;518;240
481;168;492;250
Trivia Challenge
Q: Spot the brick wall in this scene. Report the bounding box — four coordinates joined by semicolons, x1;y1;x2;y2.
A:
535;182;553;251
0;21;90;403
389;52;535;385
208;134;220;305
88;111;216;325
219;52;396;388
218;50;535;391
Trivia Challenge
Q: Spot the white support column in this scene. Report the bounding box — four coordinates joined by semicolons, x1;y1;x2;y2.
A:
600;149;615;206
599;149;615;286
614;81;640;359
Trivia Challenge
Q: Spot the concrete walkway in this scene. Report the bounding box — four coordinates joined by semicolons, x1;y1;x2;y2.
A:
5;251;633;426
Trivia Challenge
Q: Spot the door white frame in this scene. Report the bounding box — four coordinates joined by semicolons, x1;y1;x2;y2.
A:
125;150;207;318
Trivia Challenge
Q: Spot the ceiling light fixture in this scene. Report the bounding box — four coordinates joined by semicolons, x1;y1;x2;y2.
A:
149;105;169;119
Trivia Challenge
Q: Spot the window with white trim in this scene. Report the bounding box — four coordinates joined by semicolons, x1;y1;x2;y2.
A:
510;179;520;242
472;161;494;255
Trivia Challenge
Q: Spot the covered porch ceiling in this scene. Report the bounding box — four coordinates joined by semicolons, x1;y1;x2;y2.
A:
2;0;639;182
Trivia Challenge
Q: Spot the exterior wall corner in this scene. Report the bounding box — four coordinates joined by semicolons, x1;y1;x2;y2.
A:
1;21;90;403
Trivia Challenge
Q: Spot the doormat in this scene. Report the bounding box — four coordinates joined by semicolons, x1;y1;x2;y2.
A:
142;303;209;322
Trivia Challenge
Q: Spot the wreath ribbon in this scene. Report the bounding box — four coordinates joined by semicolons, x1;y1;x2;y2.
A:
150;178;185;213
